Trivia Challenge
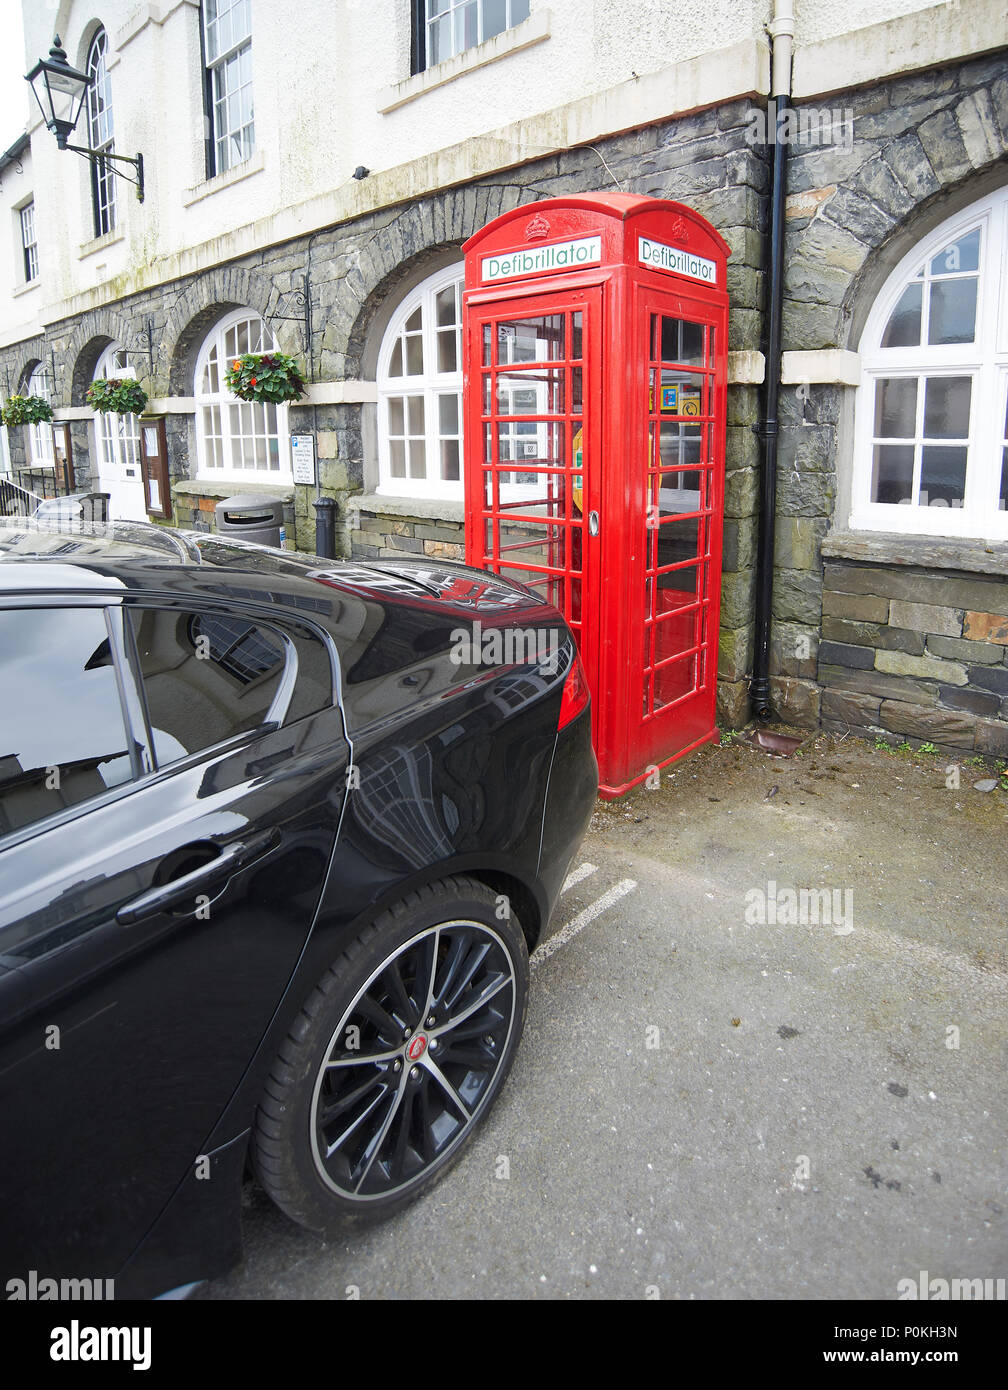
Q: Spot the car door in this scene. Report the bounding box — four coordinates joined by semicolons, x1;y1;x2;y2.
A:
0;593;349;1281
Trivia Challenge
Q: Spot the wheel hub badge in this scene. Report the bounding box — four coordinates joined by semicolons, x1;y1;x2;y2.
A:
407;1034;428;1061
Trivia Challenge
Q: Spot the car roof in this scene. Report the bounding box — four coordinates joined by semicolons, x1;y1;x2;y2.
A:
0;520;552;622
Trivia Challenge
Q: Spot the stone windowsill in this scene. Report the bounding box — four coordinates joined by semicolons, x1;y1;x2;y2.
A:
79;228;126;261
11;278;39;299
172;478;294;500
822;530;1008;578
376;11;551;114
184;151;265;207
351;492;466;524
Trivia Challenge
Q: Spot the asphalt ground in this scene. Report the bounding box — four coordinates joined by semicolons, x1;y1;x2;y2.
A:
202;732;1008;1299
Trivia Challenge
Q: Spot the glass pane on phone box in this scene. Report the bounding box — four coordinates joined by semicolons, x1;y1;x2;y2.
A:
499;315;565;363
659;316;704;366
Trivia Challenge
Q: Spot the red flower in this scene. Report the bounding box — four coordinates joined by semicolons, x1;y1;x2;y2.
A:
250;376;257;387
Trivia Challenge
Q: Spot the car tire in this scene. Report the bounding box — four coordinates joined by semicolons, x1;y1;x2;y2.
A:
251;875;529;1233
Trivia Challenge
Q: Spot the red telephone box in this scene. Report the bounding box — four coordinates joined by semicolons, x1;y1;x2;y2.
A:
462;193;729;798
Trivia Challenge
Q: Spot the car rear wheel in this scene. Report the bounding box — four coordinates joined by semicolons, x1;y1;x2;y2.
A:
251;876;529;1232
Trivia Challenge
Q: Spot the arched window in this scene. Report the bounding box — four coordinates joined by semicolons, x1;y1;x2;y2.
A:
93;342;140;475
853;184;1008;538
25;364;53;469
86;29;116;237
377;264;464;496
194;309;291;479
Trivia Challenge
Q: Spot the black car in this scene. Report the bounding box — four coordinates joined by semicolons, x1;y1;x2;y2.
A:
0;522;597;1298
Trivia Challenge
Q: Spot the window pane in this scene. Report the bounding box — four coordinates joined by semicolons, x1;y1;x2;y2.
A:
408;439;426;478
500;315;565;362
388;397;404;434
389;340;404;377
406;335;424;375
1000;448;1007;511
441;438;460;481
129;608;286;764
923;377;971;439
437;329;458;373
390;439;406;477
429;14;451;63
484;0;508;40
438;393;459;434
881;281;922;348
0;608;132;835
928;277;977;345
436;285;457;326
407;396;425;434
871;444;914;504
920;447;967;508
659;316;704;367
874;378;917;438
929;228;980;277
512;0;531;19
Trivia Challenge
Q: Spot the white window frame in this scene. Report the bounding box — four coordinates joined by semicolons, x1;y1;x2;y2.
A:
194;307;292;482
852;185;1008;538
423;0;531;68
203;0;254;176
86;28;116;237
93;343;140;475
20;202;38;283
25;364;53;468
377;263;465;500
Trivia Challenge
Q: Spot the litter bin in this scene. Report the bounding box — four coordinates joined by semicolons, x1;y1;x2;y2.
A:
214;494;286;548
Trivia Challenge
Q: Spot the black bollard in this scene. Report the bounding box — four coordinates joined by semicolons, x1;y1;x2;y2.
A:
313;495;337;560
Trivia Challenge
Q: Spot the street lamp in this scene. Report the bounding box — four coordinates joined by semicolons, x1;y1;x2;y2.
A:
26;36;144;202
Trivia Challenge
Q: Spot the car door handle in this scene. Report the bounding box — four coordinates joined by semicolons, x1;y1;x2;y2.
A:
116;828;281;926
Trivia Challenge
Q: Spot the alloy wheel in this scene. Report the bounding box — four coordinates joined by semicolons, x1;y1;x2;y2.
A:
309;920;517;1200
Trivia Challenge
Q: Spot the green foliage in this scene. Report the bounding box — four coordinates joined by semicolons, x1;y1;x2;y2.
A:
1;394;53;427
918;742;939;756
86;377;149;415
224;351;306;404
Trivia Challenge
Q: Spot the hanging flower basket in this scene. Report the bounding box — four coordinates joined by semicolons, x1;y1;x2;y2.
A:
86;377;149;416
224;351;307;405
2;394;54;428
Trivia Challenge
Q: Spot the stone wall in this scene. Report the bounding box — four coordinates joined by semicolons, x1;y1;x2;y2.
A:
762;52;1008;742
817;555;1008;756
350;502;466;565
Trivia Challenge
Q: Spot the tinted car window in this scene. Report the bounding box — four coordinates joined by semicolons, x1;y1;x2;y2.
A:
127;607;289;764
0;607;133;836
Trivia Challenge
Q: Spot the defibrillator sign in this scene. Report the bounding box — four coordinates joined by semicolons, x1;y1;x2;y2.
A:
639;235;717;285
482;236;602;283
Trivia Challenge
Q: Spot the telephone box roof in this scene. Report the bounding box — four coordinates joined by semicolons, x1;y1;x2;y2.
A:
463;192;732;259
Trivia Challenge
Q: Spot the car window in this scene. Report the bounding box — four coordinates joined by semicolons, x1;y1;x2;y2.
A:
0;607;133;836
126;607;287;764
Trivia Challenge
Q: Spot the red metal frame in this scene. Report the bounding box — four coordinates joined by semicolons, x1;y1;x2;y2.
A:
463;195;729;797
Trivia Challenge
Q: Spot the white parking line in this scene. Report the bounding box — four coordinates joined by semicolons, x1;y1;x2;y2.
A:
532;879;638;967
561;862;598;895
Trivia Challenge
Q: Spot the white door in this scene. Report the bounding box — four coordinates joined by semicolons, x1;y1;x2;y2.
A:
93;344;149;522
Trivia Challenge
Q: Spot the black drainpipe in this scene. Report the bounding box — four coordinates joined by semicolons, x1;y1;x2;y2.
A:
750;89;790;721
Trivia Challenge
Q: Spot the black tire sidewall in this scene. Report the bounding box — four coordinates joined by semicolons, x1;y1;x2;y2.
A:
253;877;529;1233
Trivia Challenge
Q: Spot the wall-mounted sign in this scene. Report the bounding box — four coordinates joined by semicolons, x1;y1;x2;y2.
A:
138;416;171;519
639;236;717;285
482;235;602;283
291;434;316;485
